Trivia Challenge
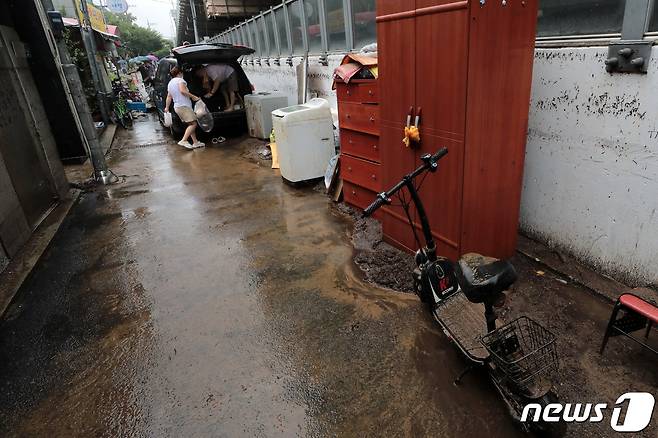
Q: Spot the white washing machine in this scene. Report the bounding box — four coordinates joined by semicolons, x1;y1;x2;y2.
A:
272;98;335;183
244;92;288;139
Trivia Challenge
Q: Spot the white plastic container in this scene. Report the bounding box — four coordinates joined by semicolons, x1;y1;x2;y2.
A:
245;92;288;139
272;98;335;183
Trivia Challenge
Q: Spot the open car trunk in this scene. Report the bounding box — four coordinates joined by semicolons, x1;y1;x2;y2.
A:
171;43;253;64
167;43;255;137
172;43;254;113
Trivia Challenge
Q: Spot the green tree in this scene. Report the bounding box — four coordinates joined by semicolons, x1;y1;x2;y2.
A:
153;39;174;58
104;11;170;57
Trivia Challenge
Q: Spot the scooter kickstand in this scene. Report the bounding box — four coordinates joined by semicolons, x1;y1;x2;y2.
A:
454;365;476;386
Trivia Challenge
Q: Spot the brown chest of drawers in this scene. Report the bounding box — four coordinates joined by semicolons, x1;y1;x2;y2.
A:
337;79;380;216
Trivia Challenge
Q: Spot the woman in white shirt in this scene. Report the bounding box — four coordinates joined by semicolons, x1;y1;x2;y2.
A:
165;66;205;149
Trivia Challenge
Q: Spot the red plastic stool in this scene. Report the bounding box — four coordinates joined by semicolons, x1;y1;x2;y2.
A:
600;291;658;355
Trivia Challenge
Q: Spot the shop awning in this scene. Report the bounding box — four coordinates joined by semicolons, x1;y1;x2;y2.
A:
62;17;121;41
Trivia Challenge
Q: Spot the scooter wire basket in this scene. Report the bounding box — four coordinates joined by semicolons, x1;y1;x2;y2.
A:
481;316;558;392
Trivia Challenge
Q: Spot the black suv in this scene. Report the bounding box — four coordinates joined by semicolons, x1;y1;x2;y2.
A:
152;43;255;138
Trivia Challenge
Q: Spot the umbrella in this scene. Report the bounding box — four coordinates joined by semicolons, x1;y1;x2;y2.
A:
147;54;159;62
129;55;151;63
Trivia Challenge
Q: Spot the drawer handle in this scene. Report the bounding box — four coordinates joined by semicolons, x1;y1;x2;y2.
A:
373;144;378;150
346;114;351;119
352;190;356;195
371;174;376;180
347;90;351;95
368;90;373;96
348;166;352;171
349;139;353;144
369;116;375;122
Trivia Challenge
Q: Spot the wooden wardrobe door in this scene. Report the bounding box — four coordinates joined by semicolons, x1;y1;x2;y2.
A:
461;0;538;259
377;0;419;252
413;1;469;261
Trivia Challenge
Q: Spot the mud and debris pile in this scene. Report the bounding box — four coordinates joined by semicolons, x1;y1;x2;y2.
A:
240;138;273;165
333;203;416;293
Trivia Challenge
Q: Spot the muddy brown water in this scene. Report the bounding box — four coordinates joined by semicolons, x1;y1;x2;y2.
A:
0;116;531;437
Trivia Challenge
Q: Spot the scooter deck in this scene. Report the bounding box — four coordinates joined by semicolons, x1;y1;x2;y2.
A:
434;292;489;361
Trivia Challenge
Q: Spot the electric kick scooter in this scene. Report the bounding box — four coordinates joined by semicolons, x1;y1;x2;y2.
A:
363;148;561;433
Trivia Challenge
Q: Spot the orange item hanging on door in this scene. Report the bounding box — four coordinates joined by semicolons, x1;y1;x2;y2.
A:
402;125;420;148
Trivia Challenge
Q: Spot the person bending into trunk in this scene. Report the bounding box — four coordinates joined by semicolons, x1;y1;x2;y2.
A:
165;66;205;149
196;63;239;112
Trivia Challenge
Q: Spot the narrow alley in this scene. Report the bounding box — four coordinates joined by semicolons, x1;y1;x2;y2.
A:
0;117;527;437
3;1;657;437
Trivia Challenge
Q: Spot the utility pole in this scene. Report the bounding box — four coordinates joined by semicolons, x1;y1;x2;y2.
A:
78;0;111;123
61;51;114;184
189;0;200;43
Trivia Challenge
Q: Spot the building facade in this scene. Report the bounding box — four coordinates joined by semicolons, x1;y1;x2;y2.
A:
0;0;75;272
177;0;282;43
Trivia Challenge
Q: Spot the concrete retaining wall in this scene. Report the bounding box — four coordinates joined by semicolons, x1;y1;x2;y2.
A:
243;47;658;286
243;54;344;107
523;47;658;286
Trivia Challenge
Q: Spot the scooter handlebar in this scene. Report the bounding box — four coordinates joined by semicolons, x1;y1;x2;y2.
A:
362;194;387;217
431;147;448;164
361;148;449;217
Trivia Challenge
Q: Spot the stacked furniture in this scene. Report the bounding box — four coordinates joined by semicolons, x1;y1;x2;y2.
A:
336;78;382;217
374;0;538;260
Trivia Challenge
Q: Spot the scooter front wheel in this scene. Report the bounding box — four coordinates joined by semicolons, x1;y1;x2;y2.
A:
490;373;565;435
526;391;567;437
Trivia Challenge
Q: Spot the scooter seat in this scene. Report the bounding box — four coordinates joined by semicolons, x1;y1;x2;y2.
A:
455;253;517;304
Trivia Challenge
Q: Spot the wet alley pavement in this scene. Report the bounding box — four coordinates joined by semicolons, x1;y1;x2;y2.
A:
0;116;526;437
2;115;656;438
